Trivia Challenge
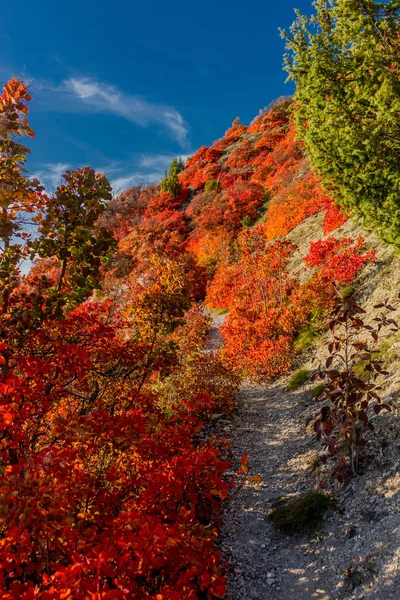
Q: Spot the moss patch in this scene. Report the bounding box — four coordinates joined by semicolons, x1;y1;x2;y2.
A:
311;383;325;399
341;285;355;298
294;326;316;351
287;368;310;391
268;491;332;534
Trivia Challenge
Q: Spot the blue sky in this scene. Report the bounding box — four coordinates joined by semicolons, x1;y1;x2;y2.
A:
2;0;313;194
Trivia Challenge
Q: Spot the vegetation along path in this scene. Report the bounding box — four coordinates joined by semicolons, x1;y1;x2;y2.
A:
217;375;400;600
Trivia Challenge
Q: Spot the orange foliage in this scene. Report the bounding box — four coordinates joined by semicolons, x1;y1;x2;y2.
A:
1;77;378;597
213;118;248;151
206;224;375;381
144;187;190;215
224;181;265;229
253;124;304;192
179;146;221;190
225;139;256;168
207;234;300;380
247;98;292;134
96;184;153;241
187;228;234;274
219;170;250;191
263;172;330;240
120;209;189;260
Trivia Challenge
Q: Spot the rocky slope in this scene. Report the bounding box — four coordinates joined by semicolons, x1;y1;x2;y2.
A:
212;213;400;600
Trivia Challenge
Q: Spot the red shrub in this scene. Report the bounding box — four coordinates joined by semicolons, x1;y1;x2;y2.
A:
225;139;256;169
219;170;250;191
212;118;248;152
305;236;376;283
247;98;292;134
224;181;265;229
323;201;349;234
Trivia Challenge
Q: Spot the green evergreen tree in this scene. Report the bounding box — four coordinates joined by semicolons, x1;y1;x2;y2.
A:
282;0;400;243
160;157;185;197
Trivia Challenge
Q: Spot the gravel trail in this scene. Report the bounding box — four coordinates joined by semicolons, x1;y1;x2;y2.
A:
218;379;400;600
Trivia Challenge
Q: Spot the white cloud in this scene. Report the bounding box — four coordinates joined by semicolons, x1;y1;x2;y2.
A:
32;162;69;193
104;152;193;194
110;171;162;194
58;77;189;147
137;153;190;169
30;153;193;197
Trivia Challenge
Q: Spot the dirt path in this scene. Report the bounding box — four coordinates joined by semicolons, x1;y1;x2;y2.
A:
217;379;400;600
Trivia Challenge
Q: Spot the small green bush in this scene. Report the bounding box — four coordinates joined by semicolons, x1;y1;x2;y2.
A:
353;359;370;380
241;366;250;379
294;327;316;351
341;285;355;299
209;307;228;315
353;337;399;379
204;178;221;192
287;368;310;391
379;337;399;365
294;307;325;352
311;383;325;399
241;215;252;228
268;491;331;534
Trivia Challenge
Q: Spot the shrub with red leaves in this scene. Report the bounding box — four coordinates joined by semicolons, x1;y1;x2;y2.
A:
305;237;376;284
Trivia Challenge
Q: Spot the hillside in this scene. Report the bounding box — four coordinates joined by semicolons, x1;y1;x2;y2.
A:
93;96;400;599
1;2;400;596
216;213;400;600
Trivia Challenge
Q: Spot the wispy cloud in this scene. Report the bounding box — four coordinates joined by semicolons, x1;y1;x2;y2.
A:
104;152;191;195
54;76;189;147
30;153;192;196
137;153;190;170
109;172;161;194
32;162;70;193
